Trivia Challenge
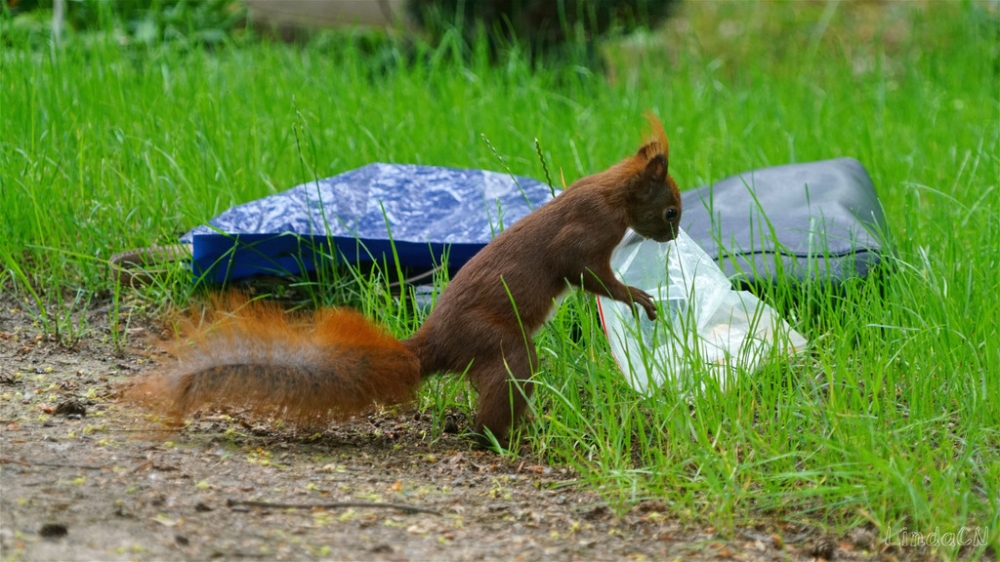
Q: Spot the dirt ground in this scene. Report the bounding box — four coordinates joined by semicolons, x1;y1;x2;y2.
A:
0;293;947;562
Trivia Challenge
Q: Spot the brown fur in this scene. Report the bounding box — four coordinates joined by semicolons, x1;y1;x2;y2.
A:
127;295;421;427
129;117;681;446
407;115;680;444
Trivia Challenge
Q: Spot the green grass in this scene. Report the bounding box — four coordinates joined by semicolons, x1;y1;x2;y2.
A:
2;1;998;555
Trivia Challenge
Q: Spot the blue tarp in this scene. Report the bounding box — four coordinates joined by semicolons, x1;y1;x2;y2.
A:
182;163;555;283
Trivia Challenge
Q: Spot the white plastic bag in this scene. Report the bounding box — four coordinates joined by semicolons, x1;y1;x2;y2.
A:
597;228;808;394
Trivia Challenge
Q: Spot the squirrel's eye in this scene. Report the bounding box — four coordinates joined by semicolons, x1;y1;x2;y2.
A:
664;208;679;221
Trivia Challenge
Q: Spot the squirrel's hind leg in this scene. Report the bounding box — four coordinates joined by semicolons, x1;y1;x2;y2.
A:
469;344;537;448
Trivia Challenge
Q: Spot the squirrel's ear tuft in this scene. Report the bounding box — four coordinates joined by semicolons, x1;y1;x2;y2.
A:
644;114;669;159
643;153;667;183
635;141;659;161
634;115;669;165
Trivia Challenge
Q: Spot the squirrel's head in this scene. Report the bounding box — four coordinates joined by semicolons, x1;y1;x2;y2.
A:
621;116;682;243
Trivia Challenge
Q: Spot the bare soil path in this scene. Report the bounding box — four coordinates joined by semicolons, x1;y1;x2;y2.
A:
0;294;934;561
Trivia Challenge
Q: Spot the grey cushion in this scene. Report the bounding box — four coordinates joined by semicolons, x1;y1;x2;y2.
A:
680;158;887;285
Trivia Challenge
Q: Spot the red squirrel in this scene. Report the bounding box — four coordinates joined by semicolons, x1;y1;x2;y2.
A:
130;117;681;447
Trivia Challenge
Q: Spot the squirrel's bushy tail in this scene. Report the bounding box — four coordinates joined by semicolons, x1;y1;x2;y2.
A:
128;295;421;427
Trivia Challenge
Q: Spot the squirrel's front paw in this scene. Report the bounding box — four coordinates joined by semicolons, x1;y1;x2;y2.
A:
629;287;657;321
